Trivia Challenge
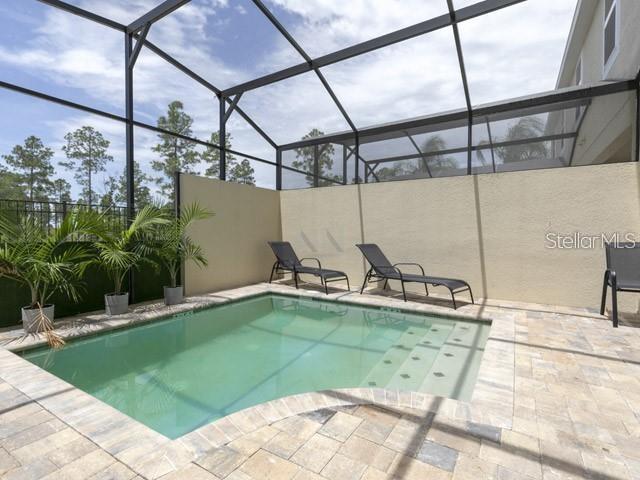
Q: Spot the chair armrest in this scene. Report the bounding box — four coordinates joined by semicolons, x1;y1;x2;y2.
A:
393;262;425;276
376;265;404;280
299;257;322;270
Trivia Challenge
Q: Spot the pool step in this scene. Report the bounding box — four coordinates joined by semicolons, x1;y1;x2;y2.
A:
361;321;459;389
418;322;489;400
360;324;433;388
384;322;456;392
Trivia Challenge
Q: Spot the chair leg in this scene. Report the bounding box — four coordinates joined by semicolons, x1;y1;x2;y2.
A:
360;270;371;294
269;262;278;283
383;279;389;290
424;283;429;296
600;271;609;315
346;277;351;292
324;279;329;295
451;290;458;309
468;287;474;305
611;273;618;328
401;281;407;302
294;273;299;289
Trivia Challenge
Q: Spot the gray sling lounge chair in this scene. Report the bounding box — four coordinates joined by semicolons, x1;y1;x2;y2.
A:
601;242;640;327
268;241;350;294
356;243;473;309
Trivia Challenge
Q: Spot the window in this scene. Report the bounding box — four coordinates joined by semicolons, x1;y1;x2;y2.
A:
603;0;619;74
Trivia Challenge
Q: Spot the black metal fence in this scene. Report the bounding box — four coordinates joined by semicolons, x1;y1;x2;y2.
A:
0;199;128;235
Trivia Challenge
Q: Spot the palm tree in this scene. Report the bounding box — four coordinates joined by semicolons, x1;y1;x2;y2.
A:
0;209;100;345
420;135;458;176
95;205;168;297
154;203;214;290
495;117;548;164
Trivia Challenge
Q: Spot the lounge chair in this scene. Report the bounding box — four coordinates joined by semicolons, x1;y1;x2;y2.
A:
600;242;640;327
268;241;350;294
356;243;473;309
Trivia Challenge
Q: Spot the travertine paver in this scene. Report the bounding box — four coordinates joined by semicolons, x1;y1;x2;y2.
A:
196;446;247;478
2;282;640;478
238;449;300;479
157;463;217;480
339;434;397;471
290;433;341;473
320;452;367;479
318;411;363;442
416;439;459;472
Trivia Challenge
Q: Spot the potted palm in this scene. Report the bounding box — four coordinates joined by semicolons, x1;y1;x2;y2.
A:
155;203;213;305
95;205;167;315
0;209;98;345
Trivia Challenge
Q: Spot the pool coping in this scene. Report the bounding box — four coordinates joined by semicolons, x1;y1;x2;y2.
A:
0;282;515;479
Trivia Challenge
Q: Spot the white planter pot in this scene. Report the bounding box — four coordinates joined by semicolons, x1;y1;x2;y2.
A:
105;293;129;316
22;304;55;334
164;286;184;306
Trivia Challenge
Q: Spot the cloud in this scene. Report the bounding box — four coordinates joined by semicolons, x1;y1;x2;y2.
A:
0;5;124;109
457;0;577;105
319;27;467;129
0;0;578;193
266;0;449;57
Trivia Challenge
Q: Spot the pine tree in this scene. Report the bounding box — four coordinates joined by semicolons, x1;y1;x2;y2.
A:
116;164;152;208
201;131;256;184
100;176;119;208
229;159;255;185
2;136;55;201
0;165;24;200
151;101;200;202
61;126;113;206
201;131;237;178
51;178;72;203
292;129;340;186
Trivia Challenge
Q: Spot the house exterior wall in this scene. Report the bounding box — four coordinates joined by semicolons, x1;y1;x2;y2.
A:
555;0;638;166
181;174;282;296
280;162;640;311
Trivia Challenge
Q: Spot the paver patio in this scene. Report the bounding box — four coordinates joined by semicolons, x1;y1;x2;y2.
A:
1;282;639;479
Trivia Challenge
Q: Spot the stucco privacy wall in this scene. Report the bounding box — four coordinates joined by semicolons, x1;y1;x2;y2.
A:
181;174;281;295
280;163;640;310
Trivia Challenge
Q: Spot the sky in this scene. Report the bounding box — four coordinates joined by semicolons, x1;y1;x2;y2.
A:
0;0;578;199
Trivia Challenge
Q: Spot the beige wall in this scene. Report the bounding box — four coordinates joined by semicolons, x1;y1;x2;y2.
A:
280;163;640;311
181;174;281;295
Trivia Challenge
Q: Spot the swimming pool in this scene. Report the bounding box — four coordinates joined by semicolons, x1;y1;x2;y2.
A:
21;294;490;439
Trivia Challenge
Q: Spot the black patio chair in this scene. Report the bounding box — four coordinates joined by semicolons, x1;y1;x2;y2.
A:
268;241;350;294
600;242;640;327
356;243;473;309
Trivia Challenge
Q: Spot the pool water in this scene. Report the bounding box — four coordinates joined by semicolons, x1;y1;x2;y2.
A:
22;294;490;439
